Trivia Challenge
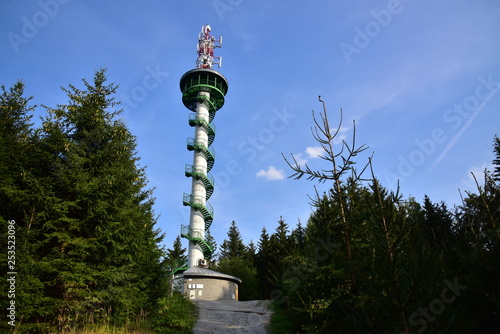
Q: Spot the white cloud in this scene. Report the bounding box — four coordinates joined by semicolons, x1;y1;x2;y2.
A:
294;153;308;166
256;166;285;180
331;126;351;145
306;146;323;158
461;161;494;190
333;134;347;145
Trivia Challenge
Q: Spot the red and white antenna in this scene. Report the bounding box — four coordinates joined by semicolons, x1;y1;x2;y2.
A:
196;24;222;69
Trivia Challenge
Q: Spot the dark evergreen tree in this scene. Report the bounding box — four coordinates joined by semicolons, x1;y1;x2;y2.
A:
421;195;454;252
1;70;166;331
0;81;49;332
40;69;165;327
289;220;306;255
493;135;500;182
204;228;217;264
271;217;289;250
257;227;271;255
255;227;274;299
0;81;34;182
216;257;259;301
279;99;474;333
216;221;259;300
244;240;257;266
167;235;187;261
165;235;187;274
219;220;246;259
267;217;291;295
454;152;500;332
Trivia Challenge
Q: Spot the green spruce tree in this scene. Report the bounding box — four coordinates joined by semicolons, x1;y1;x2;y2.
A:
216;220;259;300
1;70;166;331
165;235;187;274
0;81;50;332
255;227;274;299
491;135;500;181
219;220;246;259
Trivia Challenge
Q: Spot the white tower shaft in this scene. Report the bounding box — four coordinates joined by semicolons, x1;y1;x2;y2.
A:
188;92;210;267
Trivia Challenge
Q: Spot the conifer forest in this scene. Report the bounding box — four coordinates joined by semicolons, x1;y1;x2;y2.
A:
1;70;499;333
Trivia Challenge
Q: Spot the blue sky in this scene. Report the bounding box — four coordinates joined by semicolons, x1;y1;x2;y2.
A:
2;0;500;251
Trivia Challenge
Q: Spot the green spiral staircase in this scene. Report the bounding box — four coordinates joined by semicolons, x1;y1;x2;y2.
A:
175;68;228;273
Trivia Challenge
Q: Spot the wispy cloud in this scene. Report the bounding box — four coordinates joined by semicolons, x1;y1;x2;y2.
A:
256;166;285;180
293;153;308;166
306;146;323;158
331;126;351;145
461;161;494;191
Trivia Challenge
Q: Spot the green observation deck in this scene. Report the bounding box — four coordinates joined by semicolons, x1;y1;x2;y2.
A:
180;68;228;118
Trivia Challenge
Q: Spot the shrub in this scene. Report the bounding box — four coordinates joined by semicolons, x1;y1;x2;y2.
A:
148;292;197;334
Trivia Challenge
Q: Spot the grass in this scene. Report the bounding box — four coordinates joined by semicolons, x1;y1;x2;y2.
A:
64;315;152;334
70;293;198;334
13;293;198;334
67;323;150;334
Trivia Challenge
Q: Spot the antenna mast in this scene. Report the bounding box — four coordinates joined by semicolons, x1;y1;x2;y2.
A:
196;24;222;69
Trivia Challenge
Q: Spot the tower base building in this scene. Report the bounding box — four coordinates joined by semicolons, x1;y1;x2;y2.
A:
172;267;241;301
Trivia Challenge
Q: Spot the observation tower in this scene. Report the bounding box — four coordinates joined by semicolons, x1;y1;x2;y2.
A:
172;25;240;301
180;25;228;268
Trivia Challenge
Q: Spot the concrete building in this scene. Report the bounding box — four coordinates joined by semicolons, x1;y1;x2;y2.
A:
173;267;241;301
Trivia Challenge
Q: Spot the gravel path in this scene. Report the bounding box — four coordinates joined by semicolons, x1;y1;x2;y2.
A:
192;300;273;334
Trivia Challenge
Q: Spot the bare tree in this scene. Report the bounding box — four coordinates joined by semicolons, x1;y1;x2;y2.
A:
282;96;370;283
